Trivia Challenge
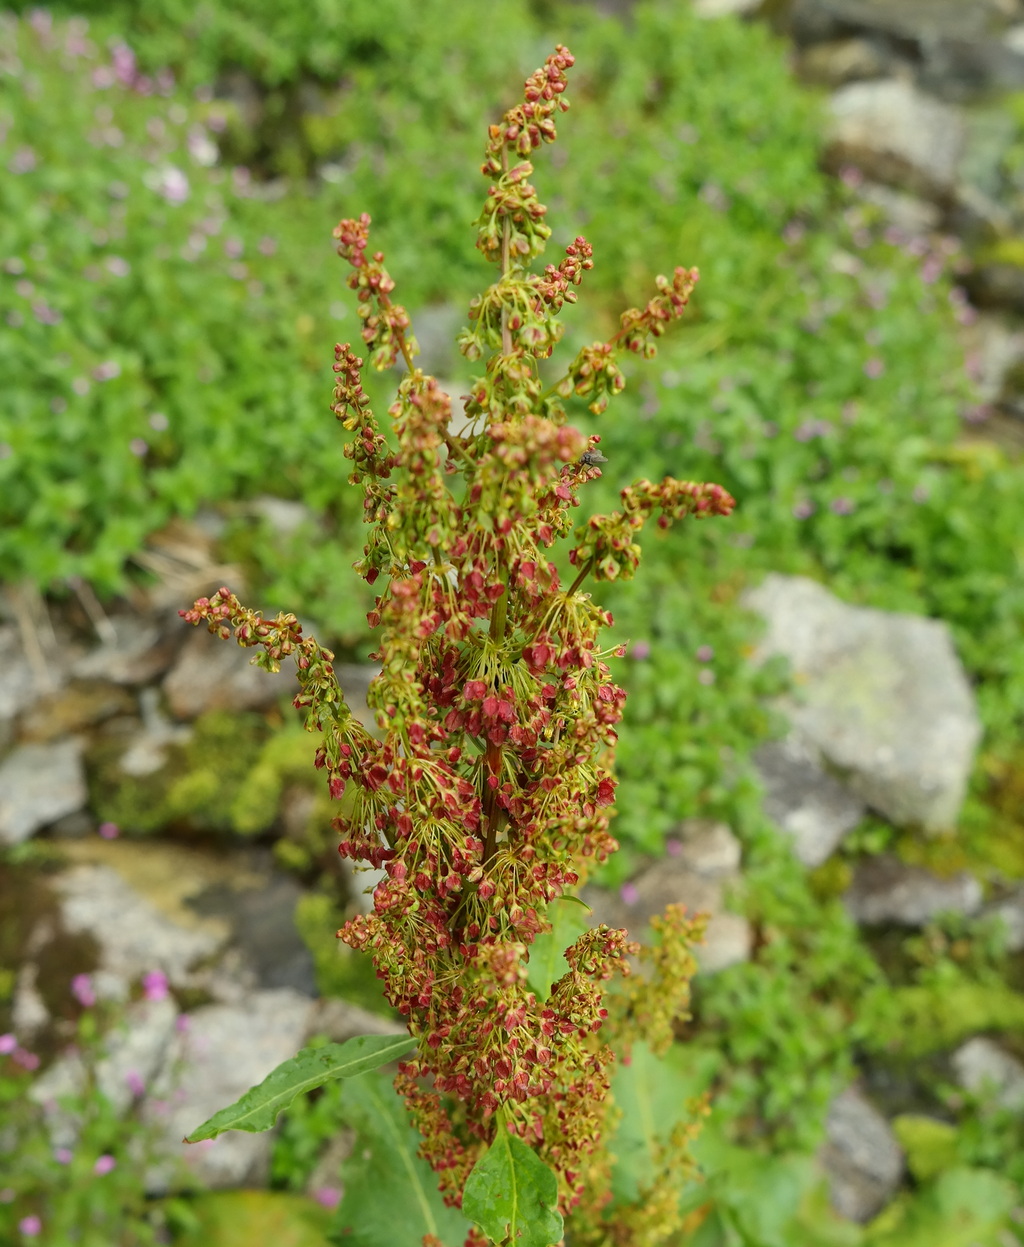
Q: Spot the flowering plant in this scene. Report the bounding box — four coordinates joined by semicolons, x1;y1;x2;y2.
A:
182;47;733;1246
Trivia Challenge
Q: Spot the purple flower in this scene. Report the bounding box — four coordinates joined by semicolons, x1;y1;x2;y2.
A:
13;1047;39;1071
33;302;62;326
110;41;136;86
664;838;682;857
863;357;885;379
126;1070;145;1097
839;165;863;189
257;236;277;257
98;821;119;839
696;645;714;663
93;1155;116;1176
9;147;37;175
0;1033;17;1055
224;236;244;259
792;500;815;520
18;1215;42;1237
154;166;189;204
142;970;169;1002
630;641;651;661
313;1187;342;1209
619;881;639;906
187;127;218;167
72;974;97;1007
830;497;856;516
129;438;148;457
105;256;130;277
174;1014;190;1033
92;66;116;89
93;360;121;382
54;1148;73;1165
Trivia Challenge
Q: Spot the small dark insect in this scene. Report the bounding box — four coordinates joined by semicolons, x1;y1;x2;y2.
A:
579;449;608;467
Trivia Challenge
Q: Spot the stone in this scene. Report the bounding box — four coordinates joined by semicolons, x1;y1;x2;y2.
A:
53;858;227;985
581;822;751;974
789;0;1024;102
795;37;892;87
693;0;761;17
147;988;315;1192
826;79;967;198
670;817;743;877
248;495;316;536
0;738;88;845
19;679;136;743
117;686;191;778
163;623;293;719
855;181;941;234
754;733;866;866
743;575;981;832
963;261;1024;316
0;624;46;725
820;1085;904;1222
842;854;983;926
308;997;407;1044
71;617;179;686
950;1036;1024;1111
983;886;1024;952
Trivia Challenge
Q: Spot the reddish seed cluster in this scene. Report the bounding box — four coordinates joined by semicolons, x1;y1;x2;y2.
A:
182;45;729;1238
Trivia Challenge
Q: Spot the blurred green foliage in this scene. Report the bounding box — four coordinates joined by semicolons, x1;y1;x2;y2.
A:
6;0;1024;1241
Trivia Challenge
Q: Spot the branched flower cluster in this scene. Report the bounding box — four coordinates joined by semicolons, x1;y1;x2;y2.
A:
183;46;735;1245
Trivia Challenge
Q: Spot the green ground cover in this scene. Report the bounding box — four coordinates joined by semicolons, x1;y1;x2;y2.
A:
3;1;1024;1243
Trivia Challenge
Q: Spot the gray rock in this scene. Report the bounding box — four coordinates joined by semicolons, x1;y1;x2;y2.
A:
983;887;1024;952
118;686;191;778
248;495;316;537
671;817;743;877
693;0;761;16
951;1036;1024;1111
71;618;178;686
53;860;227;985
754;733;866;866
843;854;983;926
820;1085;904;1222
795;37;892;87
0;738;87;844
744;575;981;832
147;988;315;1192
581;822;751;974
855;181;942;233
0;625;45;724
163;624;294;719
308;998;406;1044
791;0;1024;100
827;79;966;197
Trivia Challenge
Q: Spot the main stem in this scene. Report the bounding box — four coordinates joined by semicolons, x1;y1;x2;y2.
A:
481;143;515;867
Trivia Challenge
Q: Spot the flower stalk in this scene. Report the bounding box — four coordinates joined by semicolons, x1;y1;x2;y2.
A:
182;44;733;1246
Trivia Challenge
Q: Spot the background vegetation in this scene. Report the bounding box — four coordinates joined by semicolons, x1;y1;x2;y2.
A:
3;0;1023;1242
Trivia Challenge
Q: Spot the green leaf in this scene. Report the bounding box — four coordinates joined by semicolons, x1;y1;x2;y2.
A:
525;899;590;1000
330;1069;473;1247
610;1040;720;1205
184;1033;416;1142
864;1167;1016;1247
462;1130;563;1247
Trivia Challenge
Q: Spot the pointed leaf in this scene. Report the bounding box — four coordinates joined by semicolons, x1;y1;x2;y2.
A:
462;1130;563;1247
330;1069;472;1247
526;899;590;1000
184;1033;416;1142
